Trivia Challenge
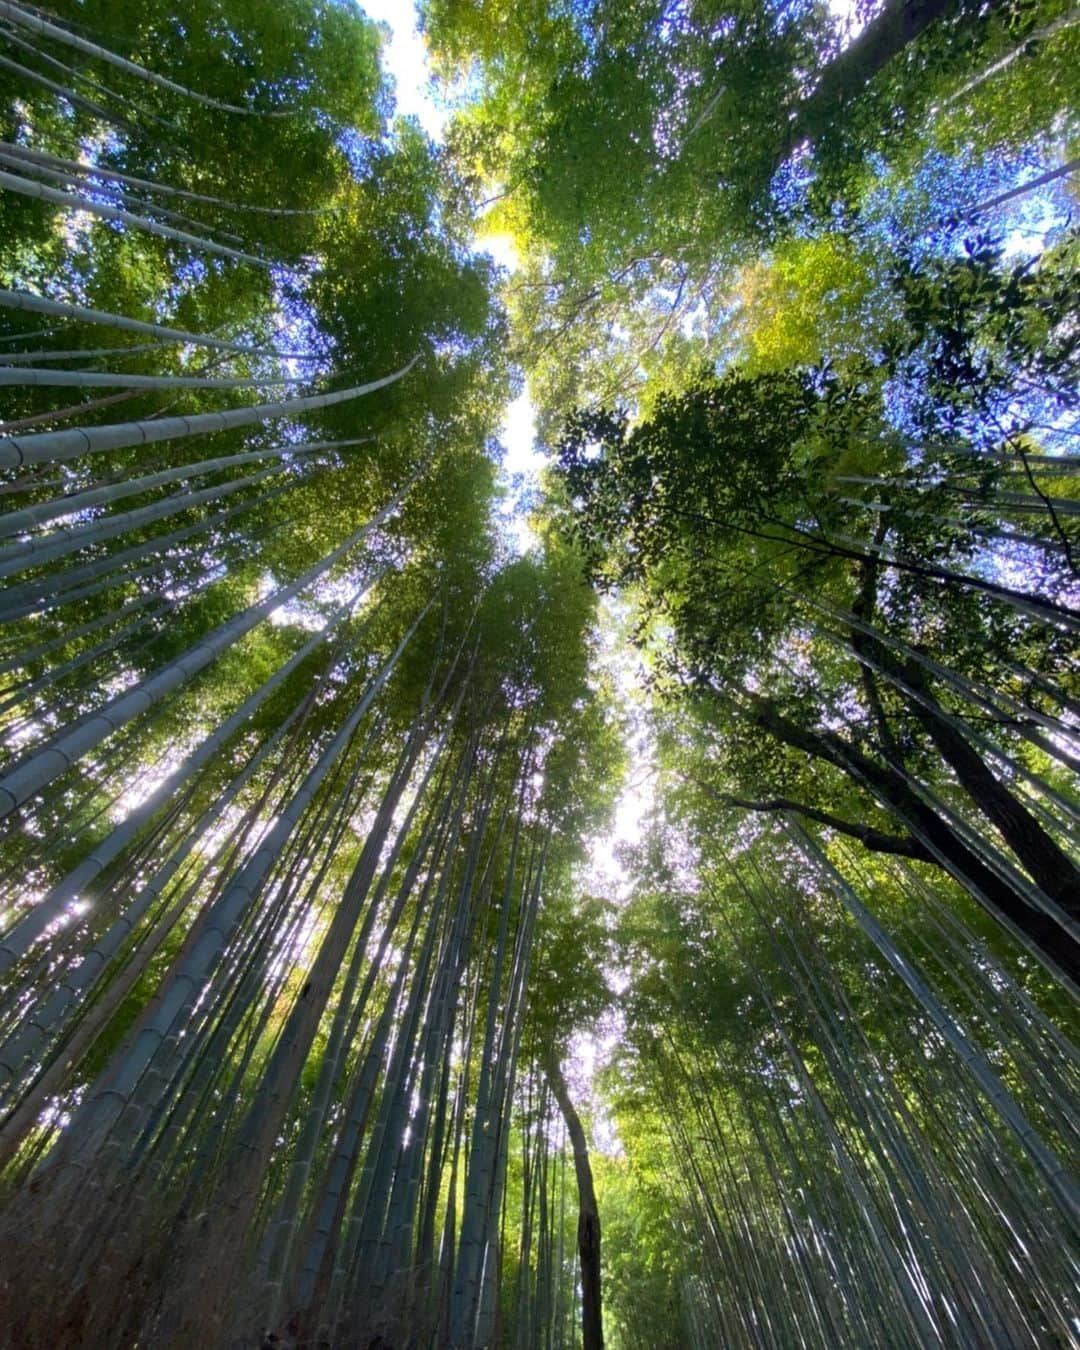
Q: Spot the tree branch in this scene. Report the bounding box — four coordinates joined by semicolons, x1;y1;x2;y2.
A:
690;775;932;859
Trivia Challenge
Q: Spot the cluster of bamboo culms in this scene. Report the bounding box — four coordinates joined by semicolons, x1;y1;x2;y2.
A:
619;815;1079;1349
611;428;1080;1342
0;9;587;1347
722;452;1080;981
0;575;552;1349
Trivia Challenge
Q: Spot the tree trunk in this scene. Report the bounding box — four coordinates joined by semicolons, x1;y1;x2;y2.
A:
544;1055;603;1350
779;0;959;163
745;694;1080;981
899;668;1080;921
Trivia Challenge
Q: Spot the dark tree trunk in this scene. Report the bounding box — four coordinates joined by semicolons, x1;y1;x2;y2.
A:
690;776;934;861
901;667;1080;921
848;604;1080;919
746;694;1080;982
779;0;959;162
544;1056;603;1350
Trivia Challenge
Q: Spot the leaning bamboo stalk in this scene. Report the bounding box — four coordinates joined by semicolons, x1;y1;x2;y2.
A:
941;12;1080;109
0;0;296;117
65;618;429;1198
0;594;154;674
467;851;544;1347
816;621;1080;833
317;759;499;1328
0;365;310;390
830;526;1080;633
0;482;292;624
899;876;1080;1155
0;438;368;540
788;821;1080;1227
261;711;470;1313
792;912;1015;1338
0;354;418;469
326;898;451;1334
967;158;1080;217
0;693;312;1158
0;341;170;365
102;707;329;1117
140;747;369;1179
0;287;314;357
881;740;1080;939
449;801;528;1343
753;880;995;1340
0;148;250;245
0;602;161;718
0;325;50;345
809;594;1080;759
58;787;324;1273
833;494;1075;556
0;141;334;217
381;947;460;1288
413;977;465;1291
909;862;1080;1078
840;920;1074;1331
0;492;408;824
0;168;275;268
0;722;147;890
0;19;184;134
0;541;210;629
0;341;308;368
0;51;141;135
0;495;309;630
293;880;430;1314
0;464;286;578
0;582;371;984
741;957;933;1343
140;778;355;1186
0;390;139;434
176;734;439;1343
60;616;422;1161
348;844;458;1285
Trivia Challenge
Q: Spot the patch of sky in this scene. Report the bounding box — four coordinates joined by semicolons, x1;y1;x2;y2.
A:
357;0;449;141
353;3;545;557
269;266;337;379
335;125;382;179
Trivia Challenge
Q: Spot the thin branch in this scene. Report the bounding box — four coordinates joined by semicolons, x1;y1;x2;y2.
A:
689;775;932;860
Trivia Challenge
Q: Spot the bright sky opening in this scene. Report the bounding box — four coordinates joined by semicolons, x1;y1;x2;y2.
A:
358;1;545;559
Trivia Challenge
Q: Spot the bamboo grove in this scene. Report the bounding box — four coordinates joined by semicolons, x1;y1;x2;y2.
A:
0;0;1077;1347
